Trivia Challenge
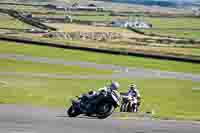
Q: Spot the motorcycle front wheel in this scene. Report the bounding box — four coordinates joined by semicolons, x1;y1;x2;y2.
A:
67;105;81;117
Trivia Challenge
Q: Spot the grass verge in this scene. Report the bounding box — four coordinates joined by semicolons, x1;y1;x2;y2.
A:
0;75;200;120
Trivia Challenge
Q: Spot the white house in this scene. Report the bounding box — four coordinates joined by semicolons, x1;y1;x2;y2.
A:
193;8;200;16
111;20;132;28
111;19;152;29
132;20;152;29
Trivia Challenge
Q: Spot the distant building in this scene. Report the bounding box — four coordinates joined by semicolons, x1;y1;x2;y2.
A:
111;20;132;28
71;6;104;12
193;8;200;16
44;4;69;11
44;3;104;12
111;19;152;29
132;19;152;29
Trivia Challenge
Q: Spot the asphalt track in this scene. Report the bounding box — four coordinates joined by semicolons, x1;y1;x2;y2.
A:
0;54;200;81
0;104;200;133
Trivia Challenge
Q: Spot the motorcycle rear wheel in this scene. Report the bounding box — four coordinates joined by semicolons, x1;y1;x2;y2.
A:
96;103;115;119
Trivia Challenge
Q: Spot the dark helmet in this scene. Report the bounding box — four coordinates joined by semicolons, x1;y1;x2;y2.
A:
88;90;95;95
129;84;137;91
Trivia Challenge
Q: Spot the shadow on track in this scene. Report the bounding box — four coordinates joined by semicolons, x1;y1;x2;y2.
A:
56;115;102;120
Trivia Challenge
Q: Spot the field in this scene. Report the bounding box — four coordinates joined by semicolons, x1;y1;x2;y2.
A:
0;1;200;121
73;14;113;22
143;17;200;29
1;3;200;55
47;23;143;38
142;17;200;39
0;3;50;12
0;14;31;29
142;29;200;40
0;40;200;120
0;40;200;74
0;58;112;75
48;12;200;40
42;23;200;59
1;75;200;120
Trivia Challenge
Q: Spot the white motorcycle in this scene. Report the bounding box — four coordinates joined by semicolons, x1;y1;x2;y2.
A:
120;95;138;112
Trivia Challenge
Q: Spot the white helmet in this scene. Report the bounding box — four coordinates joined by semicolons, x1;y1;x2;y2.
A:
110;81;120;90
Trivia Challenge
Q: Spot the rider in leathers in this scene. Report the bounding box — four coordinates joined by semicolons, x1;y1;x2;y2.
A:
127;84;141;111
81;81;120;113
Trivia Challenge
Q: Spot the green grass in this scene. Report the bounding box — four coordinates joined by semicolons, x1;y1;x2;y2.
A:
0;58;112;75
36;11;110;17
73;15;113;22
144;17;200;29
70;11;110;16
189;49;200;56
28;9;112;22
142;29;200;40
0;40;200;74
142;17;200;39
1;75;200;120
0;4;49;12
0;15;31;29
138;79;200;120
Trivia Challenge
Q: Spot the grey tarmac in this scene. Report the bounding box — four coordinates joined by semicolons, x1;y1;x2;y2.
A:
0;104;200;133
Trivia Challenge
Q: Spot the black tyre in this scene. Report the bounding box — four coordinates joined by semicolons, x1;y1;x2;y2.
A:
125;102;129;112
120;103;123;112
67;106;80;117
96;103;115;119
120;103;126;112
126;102;132;112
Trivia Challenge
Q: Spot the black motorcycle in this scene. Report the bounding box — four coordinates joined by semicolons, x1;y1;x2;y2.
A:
67;90;120;119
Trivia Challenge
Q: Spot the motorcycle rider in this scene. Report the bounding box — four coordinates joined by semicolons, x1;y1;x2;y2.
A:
79;90;97;110
83;81;120;113
128;84;140;98
127;84;141;111
98;81;120;95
